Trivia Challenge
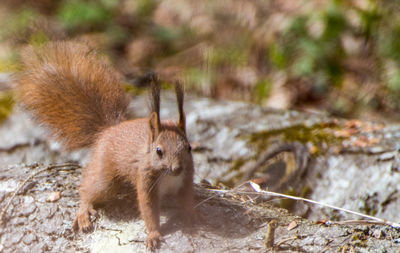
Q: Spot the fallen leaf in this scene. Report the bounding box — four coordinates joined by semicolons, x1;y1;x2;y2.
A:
367;137;380;145
334;129;351;138
250;177;269;185
352;136;380;147
315;219;327;224
373;124;384;131
332;146;341;154
352;139;368;147
190;141;202;151
308;145;318;154
47;191;61;202
362;123;384;133
287;220;298;230
345;119;363;129
358;135;368;141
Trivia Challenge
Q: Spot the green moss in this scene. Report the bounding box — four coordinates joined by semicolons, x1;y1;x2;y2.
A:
301;185;312;197
215;158;248;188
279;186;312;211
227;160;246;187
247;122;342;156
363;203;378;217
364;206;378;216
350;231;363;241
350;232;368;247
218;122;343;189
280;188;298;211
337;245;356;252
230;158;246;172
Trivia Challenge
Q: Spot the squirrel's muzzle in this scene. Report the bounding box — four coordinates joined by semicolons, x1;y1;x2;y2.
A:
168;166;183;176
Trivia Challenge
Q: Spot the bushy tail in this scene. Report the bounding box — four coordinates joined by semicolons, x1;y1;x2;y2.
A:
17;41;129;150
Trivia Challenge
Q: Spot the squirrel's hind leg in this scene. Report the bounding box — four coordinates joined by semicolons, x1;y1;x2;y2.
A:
73;163;112;233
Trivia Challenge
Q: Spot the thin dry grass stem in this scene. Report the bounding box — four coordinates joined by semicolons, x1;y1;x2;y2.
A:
194;181;250;209
0;163;80;224
276;235;299;247
202;181;400;228
330;220;400;226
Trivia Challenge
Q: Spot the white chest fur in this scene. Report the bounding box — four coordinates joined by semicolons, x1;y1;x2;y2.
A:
158;173;184;198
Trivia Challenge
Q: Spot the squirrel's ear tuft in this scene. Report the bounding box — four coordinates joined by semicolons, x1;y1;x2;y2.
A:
175;81;186;134
178;113;186;134
149;112;160;142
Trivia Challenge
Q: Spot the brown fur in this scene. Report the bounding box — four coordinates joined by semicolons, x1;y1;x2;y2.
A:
17;41;129;150
17;41;195;251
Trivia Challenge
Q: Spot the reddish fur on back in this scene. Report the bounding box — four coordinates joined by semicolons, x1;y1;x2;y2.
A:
17;41;129;150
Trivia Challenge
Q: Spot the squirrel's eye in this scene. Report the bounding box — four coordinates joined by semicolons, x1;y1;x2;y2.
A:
156;147;163;156
188;144;192;152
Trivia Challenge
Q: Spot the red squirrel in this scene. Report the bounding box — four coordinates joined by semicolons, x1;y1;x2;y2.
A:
17;41;195;250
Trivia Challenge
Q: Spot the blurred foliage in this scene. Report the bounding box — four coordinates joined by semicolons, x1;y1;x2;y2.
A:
2;0;400;120
57;0;114;30
0;53;20;73
0;91;14;123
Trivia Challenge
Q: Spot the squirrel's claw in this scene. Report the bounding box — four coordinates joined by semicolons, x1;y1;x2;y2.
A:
146;231;162;251
73;210;95;233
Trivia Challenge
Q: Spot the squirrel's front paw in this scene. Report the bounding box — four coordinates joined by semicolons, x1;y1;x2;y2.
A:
146;231;162;251
73;211;94;233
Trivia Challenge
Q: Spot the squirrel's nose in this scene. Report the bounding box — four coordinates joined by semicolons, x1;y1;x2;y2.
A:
170;166;182;176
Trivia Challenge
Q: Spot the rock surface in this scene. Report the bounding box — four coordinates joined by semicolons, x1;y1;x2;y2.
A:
1;93;400;252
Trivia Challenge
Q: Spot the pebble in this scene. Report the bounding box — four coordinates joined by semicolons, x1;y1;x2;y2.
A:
11;216;27;226
38;205;57;219
372;229;383;239
23;233;37;245
44;213;64;235
20;196;36;216
2;231;24;247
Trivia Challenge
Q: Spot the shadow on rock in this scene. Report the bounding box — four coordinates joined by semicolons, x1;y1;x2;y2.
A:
93;182;267;240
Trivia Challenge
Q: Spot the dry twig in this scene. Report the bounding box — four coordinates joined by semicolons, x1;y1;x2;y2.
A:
265;219;277;249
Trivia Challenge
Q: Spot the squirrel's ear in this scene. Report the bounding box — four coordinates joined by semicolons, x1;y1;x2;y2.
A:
149;112;160;142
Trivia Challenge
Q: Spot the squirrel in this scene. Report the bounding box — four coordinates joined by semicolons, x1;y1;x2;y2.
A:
17;41;195;250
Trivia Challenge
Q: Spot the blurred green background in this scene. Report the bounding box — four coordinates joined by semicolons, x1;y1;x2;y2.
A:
1;0;400;121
